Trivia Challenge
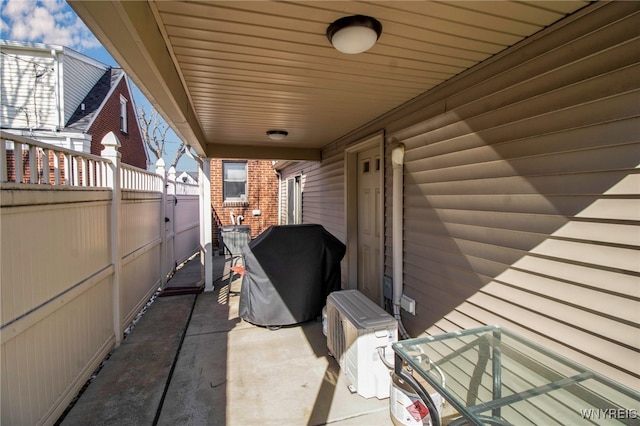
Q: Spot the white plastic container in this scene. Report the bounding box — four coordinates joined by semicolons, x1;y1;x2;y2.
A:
390;372;443;426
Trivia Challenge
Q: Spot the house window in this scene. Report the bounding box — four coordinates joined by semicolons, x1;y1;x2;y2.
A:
120;95;128;133
287;175;302;224
223;161;247;203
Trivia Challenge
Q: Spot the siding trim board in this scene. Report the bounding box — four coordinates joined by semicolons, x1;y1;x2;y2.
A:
279;1;640;389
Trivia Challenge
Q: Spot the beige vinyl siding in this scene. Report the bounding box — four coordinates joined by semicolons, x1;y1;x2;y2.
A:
386;3;639;389
281;2;638;388
281;149;346;242
279;147;347;285
278;176;287;225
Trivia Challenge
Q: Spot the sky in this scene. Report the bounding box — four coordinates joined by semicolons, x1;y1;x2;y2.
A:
0;0;197;172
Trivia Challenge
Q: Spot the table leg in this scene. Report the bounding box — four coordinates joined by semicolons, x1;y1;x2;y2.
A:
492;329;502;420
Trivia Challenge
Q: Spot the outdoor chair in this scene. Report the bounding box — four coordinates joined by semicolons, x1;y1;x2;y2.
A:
223;241;245;295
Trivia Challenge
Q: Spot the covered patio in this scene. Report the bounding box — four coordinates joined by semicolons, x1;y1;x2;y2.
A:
69;0;601;298
2;1;638;425
58;254;394;426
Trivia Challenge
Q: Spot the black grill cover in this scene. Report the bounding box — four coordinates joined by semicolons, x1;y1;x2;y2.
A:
239;224;346;326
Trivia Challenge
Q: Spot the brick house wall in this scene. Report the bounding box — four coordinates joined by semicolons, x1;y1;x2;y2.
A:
4;150;63;184
87;78;148;170
210;159;279;248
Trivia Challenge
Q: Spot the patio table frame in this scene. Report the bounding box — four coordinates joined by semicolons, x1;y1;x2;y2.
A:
392;325;639;426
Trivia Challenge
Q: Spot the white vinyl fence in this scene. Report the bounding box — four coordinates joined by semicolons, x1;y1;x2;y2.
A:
164;168;200;278
0;131;200;426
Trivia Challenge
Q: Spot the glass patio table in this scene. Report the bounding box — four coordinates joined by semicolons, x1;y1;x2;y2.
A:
392;325;639;426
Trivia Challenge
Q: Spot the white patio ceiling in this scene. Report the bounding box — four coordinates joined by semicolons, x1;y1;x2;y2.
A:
70;1;588;160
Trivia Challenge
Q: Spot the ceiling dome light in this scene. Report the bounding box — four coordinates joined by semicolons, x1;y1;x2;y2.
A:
266;130;288;140
326;15;382;54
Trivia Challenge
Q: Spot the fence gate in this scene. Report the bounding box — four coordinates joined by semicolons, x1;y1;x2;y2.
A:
165;191;176;278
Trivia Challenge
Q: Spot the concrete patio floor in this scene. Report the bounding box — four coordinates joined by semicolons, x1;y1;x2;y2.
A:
58;253;394;426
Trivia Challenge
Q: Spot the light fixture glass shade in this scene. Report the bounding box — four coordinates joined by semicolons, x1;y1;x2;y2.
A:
327;15;382;54
331;26;378;54
266;130;288;140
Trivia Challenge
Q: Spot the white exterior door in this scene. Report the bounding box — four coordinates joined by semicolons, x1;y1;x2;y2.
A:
357;147;381;303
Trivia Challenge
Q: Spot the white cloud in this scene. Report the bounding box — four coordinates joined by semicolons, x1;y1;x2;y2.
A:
1;0;100;50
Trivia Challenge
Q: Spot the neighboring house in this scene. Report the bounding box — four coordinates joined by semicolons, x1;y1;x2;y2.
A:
210;159;279;248
177;170;198;184
0;40;148;169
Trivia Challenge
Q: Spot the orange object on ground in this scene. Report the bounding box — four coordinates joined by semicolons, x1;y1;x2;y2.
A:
230;265;245;276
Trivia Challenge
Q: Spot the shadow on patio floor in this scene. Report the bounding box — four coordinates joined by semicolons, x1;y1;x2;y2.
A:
58;254;392;426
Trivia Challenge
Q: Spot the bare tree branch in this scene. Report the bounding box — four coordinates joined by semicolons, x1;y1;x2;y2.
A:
137;105;192;170
170;141;186;169
137;105;171;163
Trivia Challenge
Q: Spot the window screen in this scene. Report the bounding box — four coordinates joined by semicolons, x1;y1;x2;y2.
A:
223;161;247;201
119;95;128;133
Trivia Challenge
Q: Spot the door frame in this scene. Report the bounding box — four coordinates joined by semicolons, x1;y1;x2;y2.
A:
286;174;302;224
344;131;385;305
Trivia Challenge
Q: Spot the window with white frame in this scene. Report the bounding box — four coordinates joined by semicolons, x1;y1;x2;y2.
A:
119;95;128;133
223;161;248;203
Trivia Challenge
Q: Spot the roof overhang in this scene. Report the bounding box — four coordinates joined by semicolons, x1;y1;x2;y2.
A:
69;1;589;161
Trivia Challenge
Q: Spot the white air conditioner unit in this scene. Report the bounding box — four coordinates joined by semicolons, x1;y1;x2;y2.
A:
326;289;398;399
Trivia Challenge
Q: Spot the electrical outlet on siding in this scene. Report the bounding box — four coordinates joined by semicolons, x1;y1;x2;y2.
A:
401;294;415;315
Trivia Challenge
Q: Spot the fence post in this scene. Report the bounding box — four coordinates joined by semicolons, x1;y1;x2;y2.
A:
168;166;177;272
157;158;168;286
200;158;213;291
101;132;123;347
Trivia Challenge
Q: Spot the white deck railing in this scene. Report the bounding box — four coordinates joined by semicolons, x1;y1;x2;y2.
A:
173;180;200;195
121;164;164;192
1;131;167;194
0;131;111;187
